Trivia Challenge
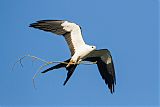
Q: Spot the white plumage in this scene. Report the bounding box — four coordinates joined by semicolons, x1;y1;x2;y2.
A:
30;20;116;93
61;21;96;67
30;20;96;67
61;21;86;55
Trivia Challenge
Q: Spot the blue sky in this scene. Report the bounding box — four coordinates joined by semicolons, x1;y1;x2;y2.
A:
0;0;159;106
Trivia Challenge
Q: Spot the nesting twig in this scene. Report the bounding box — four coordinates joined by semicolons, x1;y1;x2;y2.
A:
13;54;97;89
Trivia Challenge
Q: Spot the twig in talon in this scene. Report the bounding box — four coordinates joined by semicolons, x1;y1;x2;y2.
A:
19;57;24;68
31;57;37;63
12;54;50;72
13;54;97;89
27;54;49;63
12;55;28;71
32;62;53;89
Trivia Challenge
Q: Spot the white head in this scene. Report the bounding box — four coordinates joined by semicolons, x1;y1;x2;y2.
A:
84;45;96;54
75;45;96;62
85;45;96;54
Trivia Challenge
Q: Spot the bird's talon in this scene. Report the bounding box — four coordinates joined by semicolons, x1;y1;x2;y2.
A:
66;60;75;68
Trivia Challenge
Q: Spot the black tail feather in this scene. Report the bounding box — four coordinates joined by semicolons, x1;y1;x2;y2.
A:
41;58;78;86
41;59;70;73
63;64;77;85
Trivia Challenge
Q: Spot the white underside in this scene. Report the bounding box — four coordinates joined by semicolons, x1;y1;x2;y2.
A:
61;21;96;63
61;21;86;56
71;45;95;63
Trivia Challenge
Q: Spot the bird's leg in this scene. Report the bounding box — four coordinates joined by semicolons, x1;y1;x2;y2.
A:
66;56;81;68
66;60;75;68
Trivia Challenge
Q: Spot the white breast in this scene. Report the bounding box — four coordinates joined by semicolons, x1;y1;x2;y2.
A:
71;45;94;62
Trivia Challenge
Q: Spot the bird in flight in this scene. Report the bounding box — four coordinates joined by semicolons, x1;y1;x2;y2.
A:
29;20;116;93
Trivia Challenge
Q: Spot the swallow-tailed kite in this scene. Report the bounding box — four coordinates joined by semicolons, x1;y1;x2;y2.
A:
29;20;116;93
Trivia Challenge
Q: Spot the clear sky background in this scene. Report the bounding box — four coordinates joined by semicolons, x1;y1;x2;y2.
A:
0;0;159;106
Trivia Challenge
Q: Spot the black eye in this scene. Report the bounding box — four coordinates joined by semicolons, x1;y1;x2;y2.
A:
92;46;94;48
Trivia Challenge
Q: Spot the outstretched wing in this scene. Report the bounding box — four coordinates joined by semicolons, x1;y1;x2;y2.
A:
84;49;116;93
41;58;77;85
29;20;86;56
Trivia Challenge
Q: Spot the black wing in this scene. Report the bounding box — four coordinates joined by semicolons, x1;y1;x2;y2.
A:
29;20;85;56
84;49;116;93
29;20;67;35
